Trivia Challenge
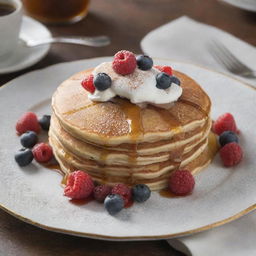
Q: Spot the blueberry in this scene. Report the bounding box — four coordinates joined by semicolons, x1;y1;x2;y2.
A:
39;115;51;131
219;131;238;147
93;73;112;91
170;76;181;86
15;148;34;167
20;131;38;148
156;72;171;89
132;184;151;203
104;194;124;215
136;55;153;71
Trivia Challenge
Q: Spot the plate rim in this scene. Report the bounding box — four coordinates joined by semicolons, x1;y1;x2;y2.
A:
1;57;256;240
0;202;255;241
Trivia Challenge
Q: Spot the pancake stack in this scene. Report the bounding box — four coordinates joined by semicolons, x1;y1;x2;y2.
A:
49;69;214;191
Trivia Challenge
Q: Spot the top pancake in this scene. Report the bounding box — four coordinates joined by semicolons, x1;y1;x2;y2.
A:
52;69;211;145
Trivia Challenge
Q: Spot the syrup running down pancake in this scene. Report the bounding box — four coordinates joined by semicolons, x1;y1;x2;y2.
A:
49;66;216;190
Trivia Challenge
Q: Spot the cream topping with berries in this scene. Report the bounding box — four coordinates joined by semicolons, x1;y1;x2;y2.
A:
84;51;183;108
81;50;182;108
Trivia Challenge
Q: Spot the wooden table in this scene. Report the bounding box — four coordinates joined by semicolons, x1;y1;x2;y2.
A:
0;0;255;255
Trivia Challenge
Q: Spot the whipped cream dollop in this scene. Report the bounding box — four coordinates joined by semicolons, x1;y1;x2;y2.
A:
89;62;183;108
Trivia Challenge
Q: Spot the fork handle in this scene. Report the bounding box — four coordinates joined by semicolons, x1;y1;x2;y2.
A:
26;36;110;47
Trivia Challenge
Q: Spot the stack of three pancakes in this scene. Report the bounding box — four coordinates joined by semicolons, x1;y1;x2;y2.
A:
49;69;215;191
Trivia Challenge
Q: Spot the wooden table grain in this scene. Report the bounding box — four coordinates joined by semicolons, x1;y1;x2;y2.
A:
0;0;255;255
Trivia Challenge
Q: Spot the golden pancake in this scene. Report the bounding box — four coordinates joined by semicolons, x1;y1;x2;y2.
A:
49;67;214;190
52;70;211;146
50;113;212;166
50;133;217;190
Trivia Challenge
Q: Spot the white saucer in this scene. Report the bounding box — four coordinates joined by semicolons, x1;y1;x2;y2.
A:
0;16;51;75
221;0;256;12
0;58;255;240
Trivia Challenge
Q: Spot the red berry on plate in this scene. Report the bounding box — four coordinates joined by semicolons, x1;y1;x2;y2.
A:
111;183;132;207
154;65;173;76
93;184;112;203
64;171;94;199
213;113;238;135
16;112;41;135
112;50;137;75
32;143;53;163
219;142;243;167
169;170;195;196
81;74;95;94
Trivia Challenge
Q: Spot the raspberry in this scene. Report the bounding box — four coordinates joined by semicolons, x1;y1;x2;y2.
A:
16;112;41;135
111;183;132;207
64;171;94;199
93;184;112;203
219;142;243;167
81;74;95;94
112;50;137;75
154;65;173;76
213;113;238;135
32;143;53;163
169;170;195;196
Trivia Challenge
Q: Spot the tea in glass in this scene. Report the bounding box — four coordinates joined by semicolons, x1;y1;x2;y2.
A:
22;0;90;24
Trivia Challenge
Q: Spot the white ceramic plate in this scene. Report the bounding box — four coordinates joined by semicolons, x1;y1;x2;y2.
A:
221;0;256;12
0;16;51;74
0;57;255;241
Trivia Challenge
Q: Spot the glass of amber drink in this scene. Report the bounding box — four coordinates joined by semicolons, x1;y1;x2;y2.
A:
22;0;90;24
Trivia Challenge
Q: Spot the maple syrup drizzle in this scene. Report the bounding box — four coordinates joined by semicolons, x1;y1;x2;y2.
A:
99;150;108;162
207;131;219;158
69;196;94;206
98;161;108;184
44;162;68;187
159;132;219;198
112;98;143;185
149;106;185;171
159;189;180;198
44;163;63;175
116;98;143;141
61;174;68;186
63;102;97;115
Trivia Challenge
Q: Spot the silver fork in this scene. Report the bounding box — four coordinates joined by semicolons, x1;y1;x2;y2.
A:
209;40;256;78
19;35;110;48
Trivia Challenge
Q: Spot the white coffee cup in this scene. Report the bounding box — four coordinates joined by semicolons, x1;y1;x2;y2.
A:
0;0;22;59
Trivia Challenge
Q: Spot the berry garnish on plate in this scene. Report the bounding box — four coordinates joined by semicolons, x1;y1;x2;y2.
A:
156;72;172;89
16;112;41;135
81;74;95;94
93;184;112;203
154;65;173;76
104;194;124;215
112;50;137;75
15;148;34;167
39;115;51;131
219;142;243;167
20;131;38;148
111;183;132;207
169;170;195;196
93;73;112;91
132;184;151;203
219;131;238;147
213;113;239;135
136;55;153;71
32;143;53;163
64;171;94;200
